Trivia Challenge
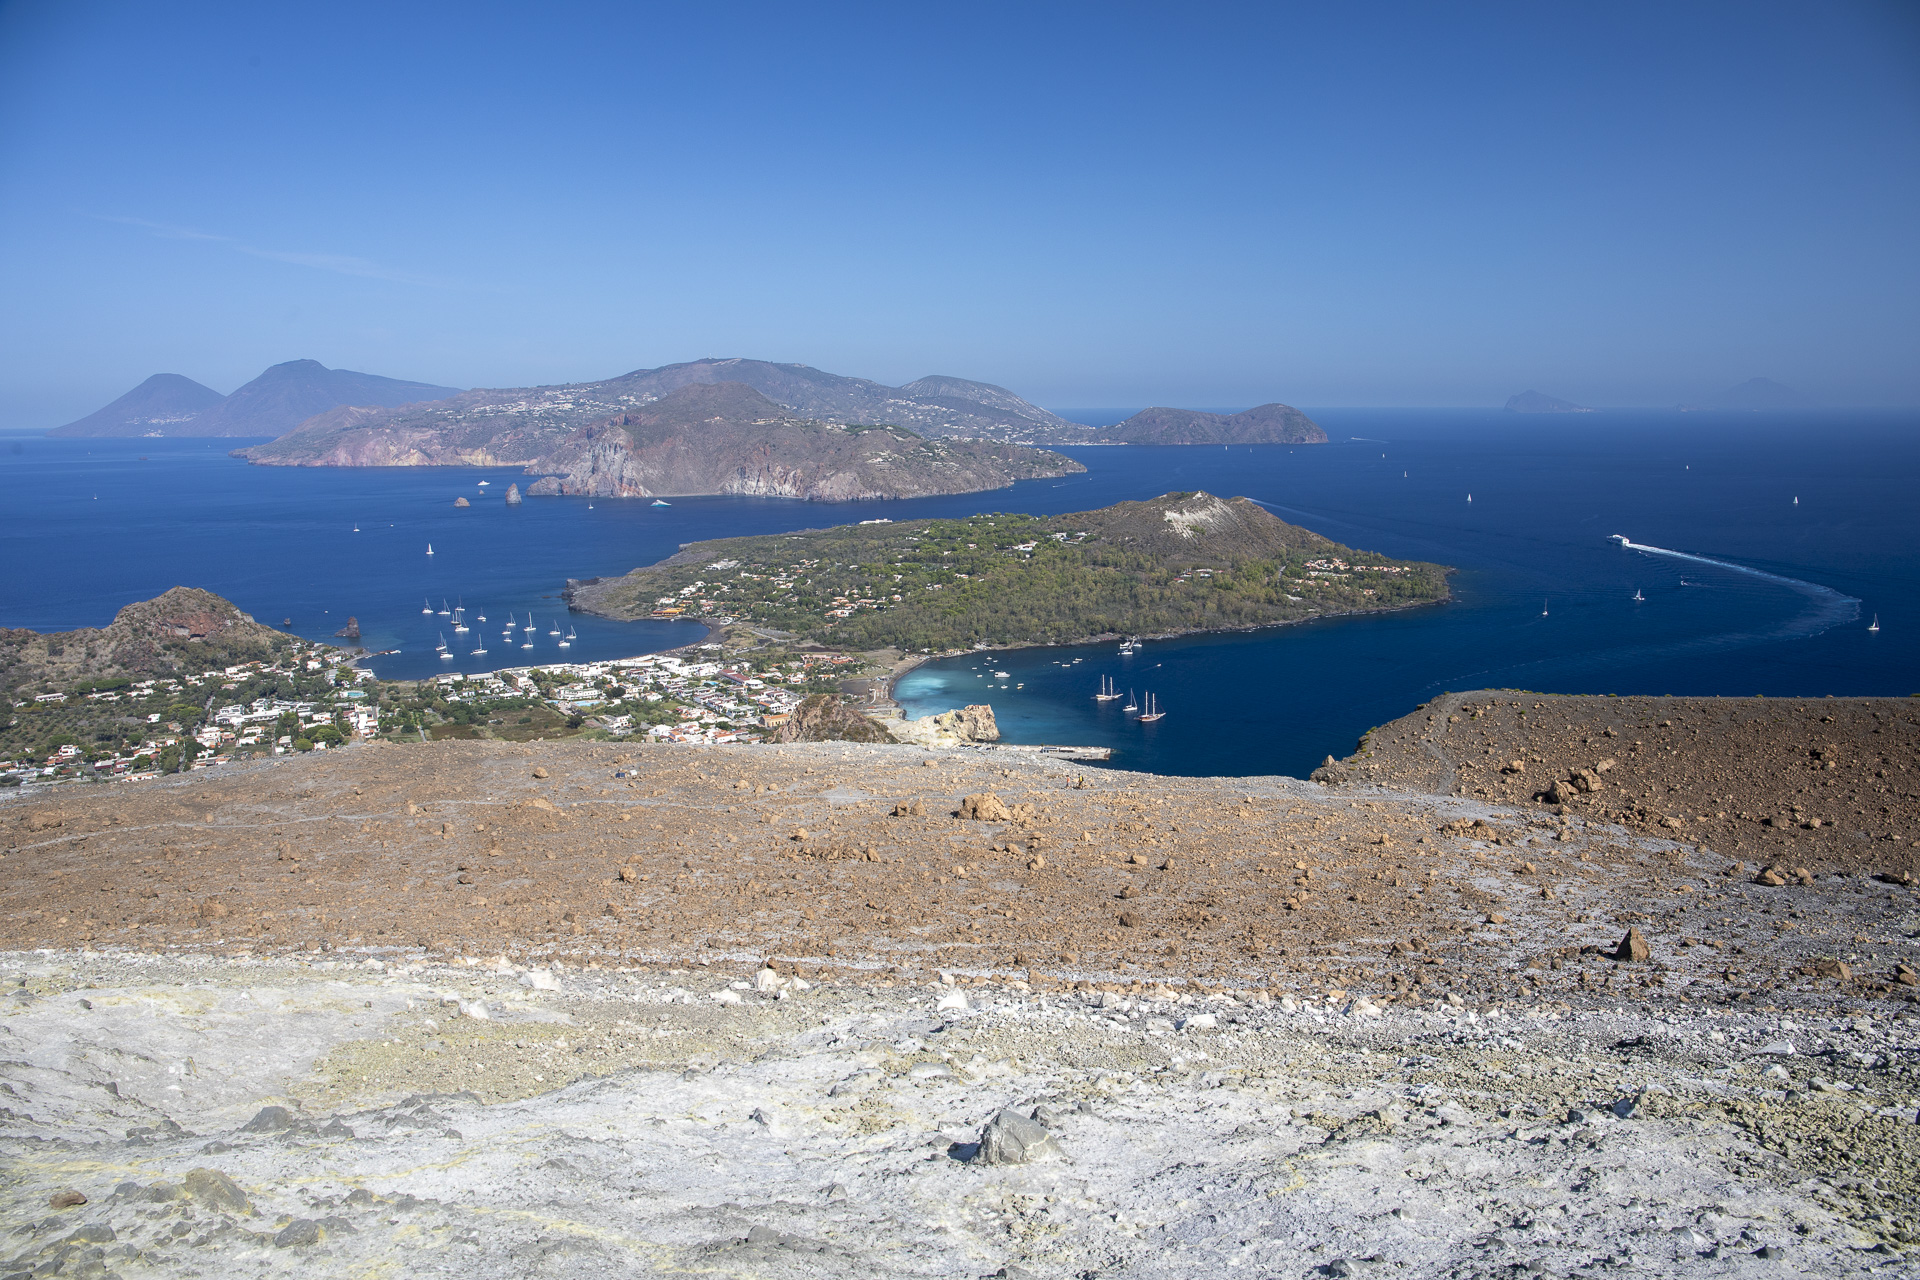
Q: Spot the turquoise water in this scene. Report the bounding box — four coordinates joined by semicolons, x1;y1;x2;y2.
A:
4;409;1915;776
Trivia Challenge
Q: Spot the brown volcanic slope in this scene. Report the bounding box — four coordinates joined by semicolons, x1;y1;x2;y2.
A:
1325;690;1920;877
242;382;1082;501
0;587;289;696
4;711;1914;1012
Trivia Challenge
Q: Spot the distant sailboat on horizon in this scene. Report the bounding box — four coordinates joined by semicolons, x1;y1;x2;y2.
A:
426;542;434;555
1633;587;1645;602
1869;614;1880;632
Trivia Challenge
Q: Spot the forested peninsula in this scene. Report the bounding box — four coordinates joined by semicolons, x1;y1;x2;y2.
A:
567;491;1450;651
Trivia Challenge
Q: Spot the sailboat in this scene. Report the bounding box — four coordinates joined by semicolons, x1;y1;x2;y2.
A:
352;524;359;532
476;610;486;622
520;635;534;649
1868;615;1880;632
1541;600;1549;617
438;599;450;616
470;638;488;655
1094;675;1120;701
1793;496;1799;505
426;543;434;555
548;619;562;636
1138;692;1165;723
558;625;574;648
1633;588;1645;602
522;615;535;632
436;633;452;660
1466;493;1473;503
1122;689;1138;713
421;597;433;615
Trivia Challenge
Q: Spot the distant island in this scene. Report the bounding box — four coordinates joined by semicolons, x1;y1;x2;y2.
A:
567;490;1450;651
244;381;1084;501
49;360;461;438
1102;402;1326;444
1504;390;1591;413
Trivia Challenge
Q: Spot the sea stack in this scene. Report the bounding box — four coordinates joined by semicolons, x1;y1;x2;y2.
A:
333;617;361;641
454;496;471;508
505;483;522;505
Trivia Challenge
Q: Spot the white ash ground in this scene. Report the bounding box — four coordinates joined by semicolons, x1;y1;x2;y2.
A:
4;951;1918;1279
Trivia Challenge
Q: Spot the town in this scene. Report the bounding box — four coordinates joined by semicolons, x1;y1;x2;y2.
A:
1;637;868;790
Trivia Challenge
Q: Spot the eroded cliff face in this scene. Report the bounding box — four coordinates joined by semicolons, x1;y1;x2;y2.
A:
520;399;1083;502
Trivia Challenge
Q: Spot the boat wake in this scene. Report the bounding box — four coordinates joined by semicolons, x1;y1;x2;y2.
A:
1611;535;1860;633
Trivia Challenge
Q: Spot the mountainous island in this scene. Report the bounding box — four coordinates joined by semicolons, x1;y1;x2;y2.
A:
246;381;1084;500
568;490;1448;650
50;360;461;437
1103;402;1326;444
1504;390;1591;413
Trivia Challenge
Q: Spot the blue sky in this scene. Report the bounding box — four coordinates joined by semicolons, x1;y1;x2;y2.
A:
2;1;1916;426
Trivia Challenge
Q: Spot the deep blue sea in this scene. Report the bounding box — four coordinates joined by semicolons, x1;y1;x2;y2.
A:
4;410;1915;776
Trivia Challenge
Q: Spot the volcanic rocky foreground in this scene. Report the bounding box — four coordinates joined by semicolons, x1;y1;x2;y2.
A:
2;696;1918;1277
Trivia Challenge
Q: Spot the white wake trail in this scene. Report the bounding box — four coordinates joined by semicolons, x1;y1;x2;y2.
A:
1609;535;1860;631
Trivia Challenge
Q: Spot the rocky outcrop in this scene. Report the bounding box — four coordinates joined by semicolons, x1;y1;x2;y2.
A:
454;497;470;508
767;694;895;744
0;587;290;693
889;704;1000;748
504;483;522;506
333;617;361;641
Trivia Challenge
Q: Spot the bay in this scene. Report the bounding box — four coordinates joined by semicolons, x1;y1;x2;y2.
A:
3;409;1915;777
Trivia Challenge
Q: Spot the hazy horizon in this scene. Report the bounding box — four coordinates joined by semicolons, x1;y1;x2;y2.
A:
3;2;1917;430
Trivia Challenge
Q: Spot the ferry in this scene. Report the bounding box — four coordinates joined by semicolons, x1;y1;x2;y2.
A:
1609;534;1630;546
1094;675;1121;701
1138;692;1165;723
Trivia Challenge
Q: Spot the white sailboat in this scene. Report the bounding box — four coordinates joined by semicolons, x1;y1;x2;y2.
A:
1094;675;1120;701
1138;692;1165;723
453;606;467;634
426;543;434;555
437;633;452;660
421;597;433;615
1541;600;1549;617
548;619;562;636
1868;615;1880;632
1633;588;1645;602
1123;689;1138;713
438;599;450;616
522;615;535;632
